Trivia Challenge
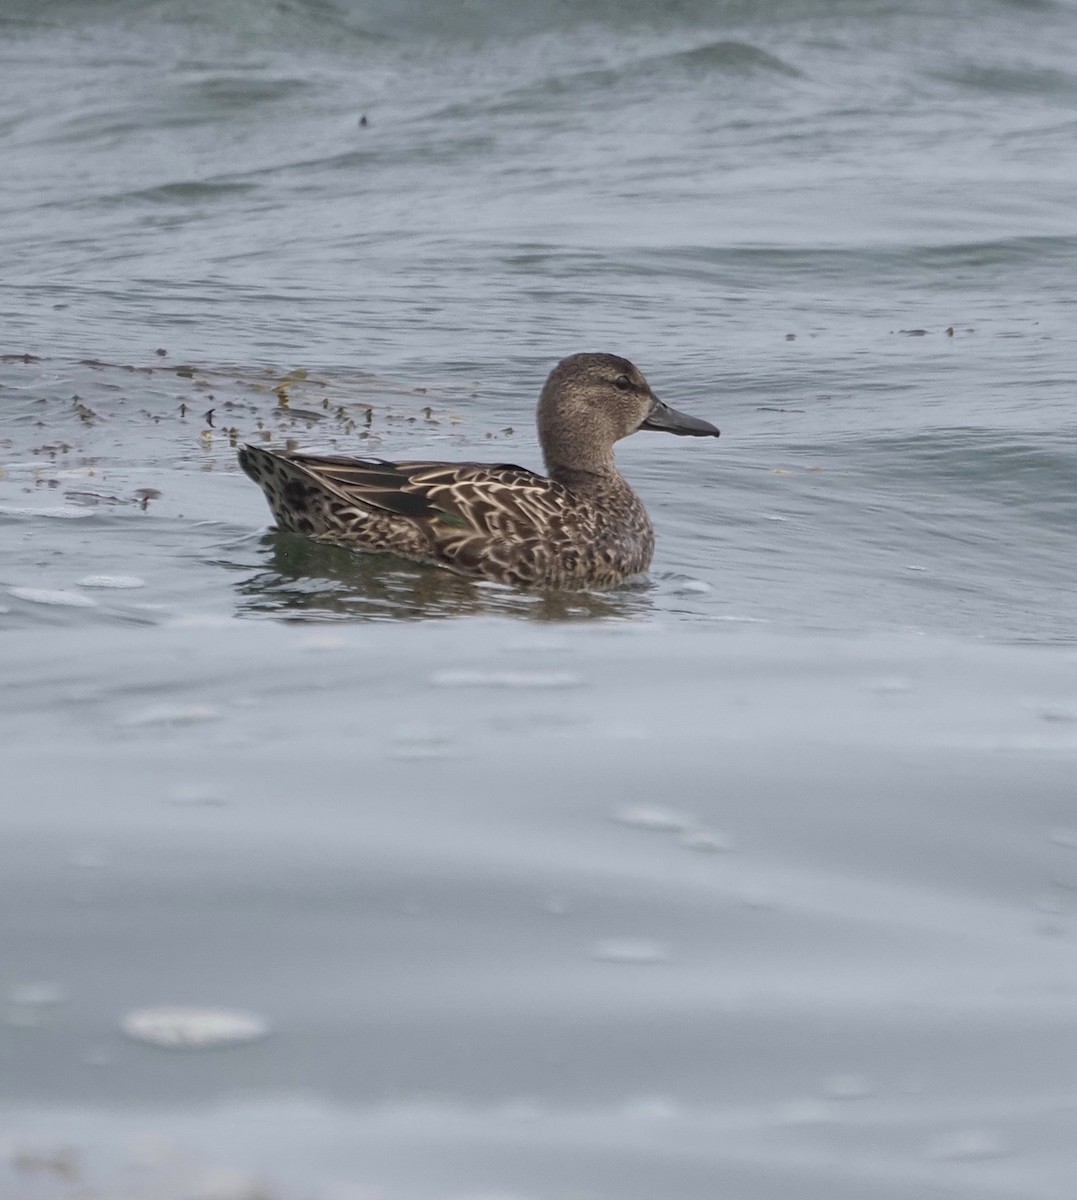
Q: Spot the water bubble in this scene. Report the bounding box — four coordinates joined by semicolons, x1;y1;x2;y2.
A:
121;1006;270;1050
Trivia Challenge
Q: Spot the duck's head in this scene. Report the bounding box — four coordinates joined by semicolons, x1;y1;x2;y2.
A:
538;352;720;474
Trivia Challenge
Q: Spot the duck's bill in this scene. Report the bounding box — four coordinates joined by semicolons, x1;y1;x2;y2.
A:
641;397;720;438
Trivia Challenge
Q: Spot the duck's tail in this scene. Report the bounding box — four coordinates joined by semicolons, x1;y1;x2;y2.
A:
238;444;346;536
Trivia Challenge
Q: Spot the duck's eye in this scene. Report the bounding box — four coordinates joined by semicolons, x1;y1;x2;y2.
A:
613;374;632;392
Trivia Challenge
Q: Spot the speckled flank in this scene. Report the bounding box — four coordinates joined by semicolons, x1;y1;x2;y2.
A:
237;353;719;590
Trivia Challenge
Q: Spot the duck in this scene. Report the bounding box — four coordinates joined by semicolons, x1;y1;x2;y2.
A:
237;352;719;590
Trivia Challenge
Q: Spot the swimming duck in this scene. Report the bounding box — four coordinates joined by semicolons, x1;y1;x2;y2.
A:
237;352;719;590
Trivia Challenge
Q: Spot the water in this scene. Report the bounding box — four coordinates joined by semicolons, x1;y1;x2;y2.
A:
2;1;1077;1196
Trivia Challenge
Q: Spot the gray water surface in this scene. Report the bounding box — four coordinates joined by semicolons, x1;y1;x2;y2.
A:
2;0;1077;1196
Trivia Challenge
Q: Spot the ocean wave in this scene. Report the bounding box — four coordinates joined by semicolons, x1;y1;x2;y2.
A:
5;0;1072;49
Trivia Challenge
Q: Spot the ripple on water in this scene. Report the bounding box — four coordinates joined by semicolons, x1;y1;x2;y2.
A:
67;846;106;870
621;1094;680;1121
429;669;583;689
822;1072;873;1100
296;632;350;651
612;804;694;833
678;828;733;852
0;505;94;519
925;1128;1008;1161
774;1097;837;1126
1037;704;1077;724
612;805;732;852
7;982;67;1007
388;724;458;761
666;578;712;596
591;938;669;965
6;982;67;1028
118;704;222;728
166;782;229;807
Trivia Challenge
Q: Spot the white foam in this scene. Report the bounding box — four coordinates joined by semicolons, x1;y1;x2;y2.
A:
8;586;97;607
78;574;146;589
121;1007;270;1050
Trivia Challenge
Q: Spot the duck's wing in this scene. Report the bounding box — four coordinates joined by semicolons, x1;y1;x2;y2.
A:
283;452;572;537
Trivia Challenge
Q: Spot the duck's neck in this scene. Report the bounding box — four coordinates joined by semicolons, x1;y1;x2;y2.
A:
547;459;630;497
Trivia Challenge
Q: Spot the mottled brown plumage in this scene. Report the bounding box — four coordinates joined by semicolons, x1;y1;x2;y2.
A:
238;352;719;589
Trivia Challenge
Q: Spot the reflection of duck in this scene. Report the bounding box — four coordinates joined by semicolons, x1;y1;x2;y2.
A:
234;533;652;623
238;353;719;590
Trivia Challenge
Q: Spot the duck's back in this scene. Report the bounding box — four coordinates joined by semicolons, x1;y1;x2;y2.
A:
238;444;653;589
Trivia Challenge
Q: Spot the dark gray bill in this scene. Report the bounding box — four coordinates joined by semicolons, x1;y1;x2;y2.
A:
640;396;720;438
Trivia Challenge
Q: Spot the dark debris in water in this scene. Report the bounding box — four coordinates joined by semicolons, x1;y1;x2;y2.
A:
894;327;976;337
134;487;162;504
0;355;475;489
